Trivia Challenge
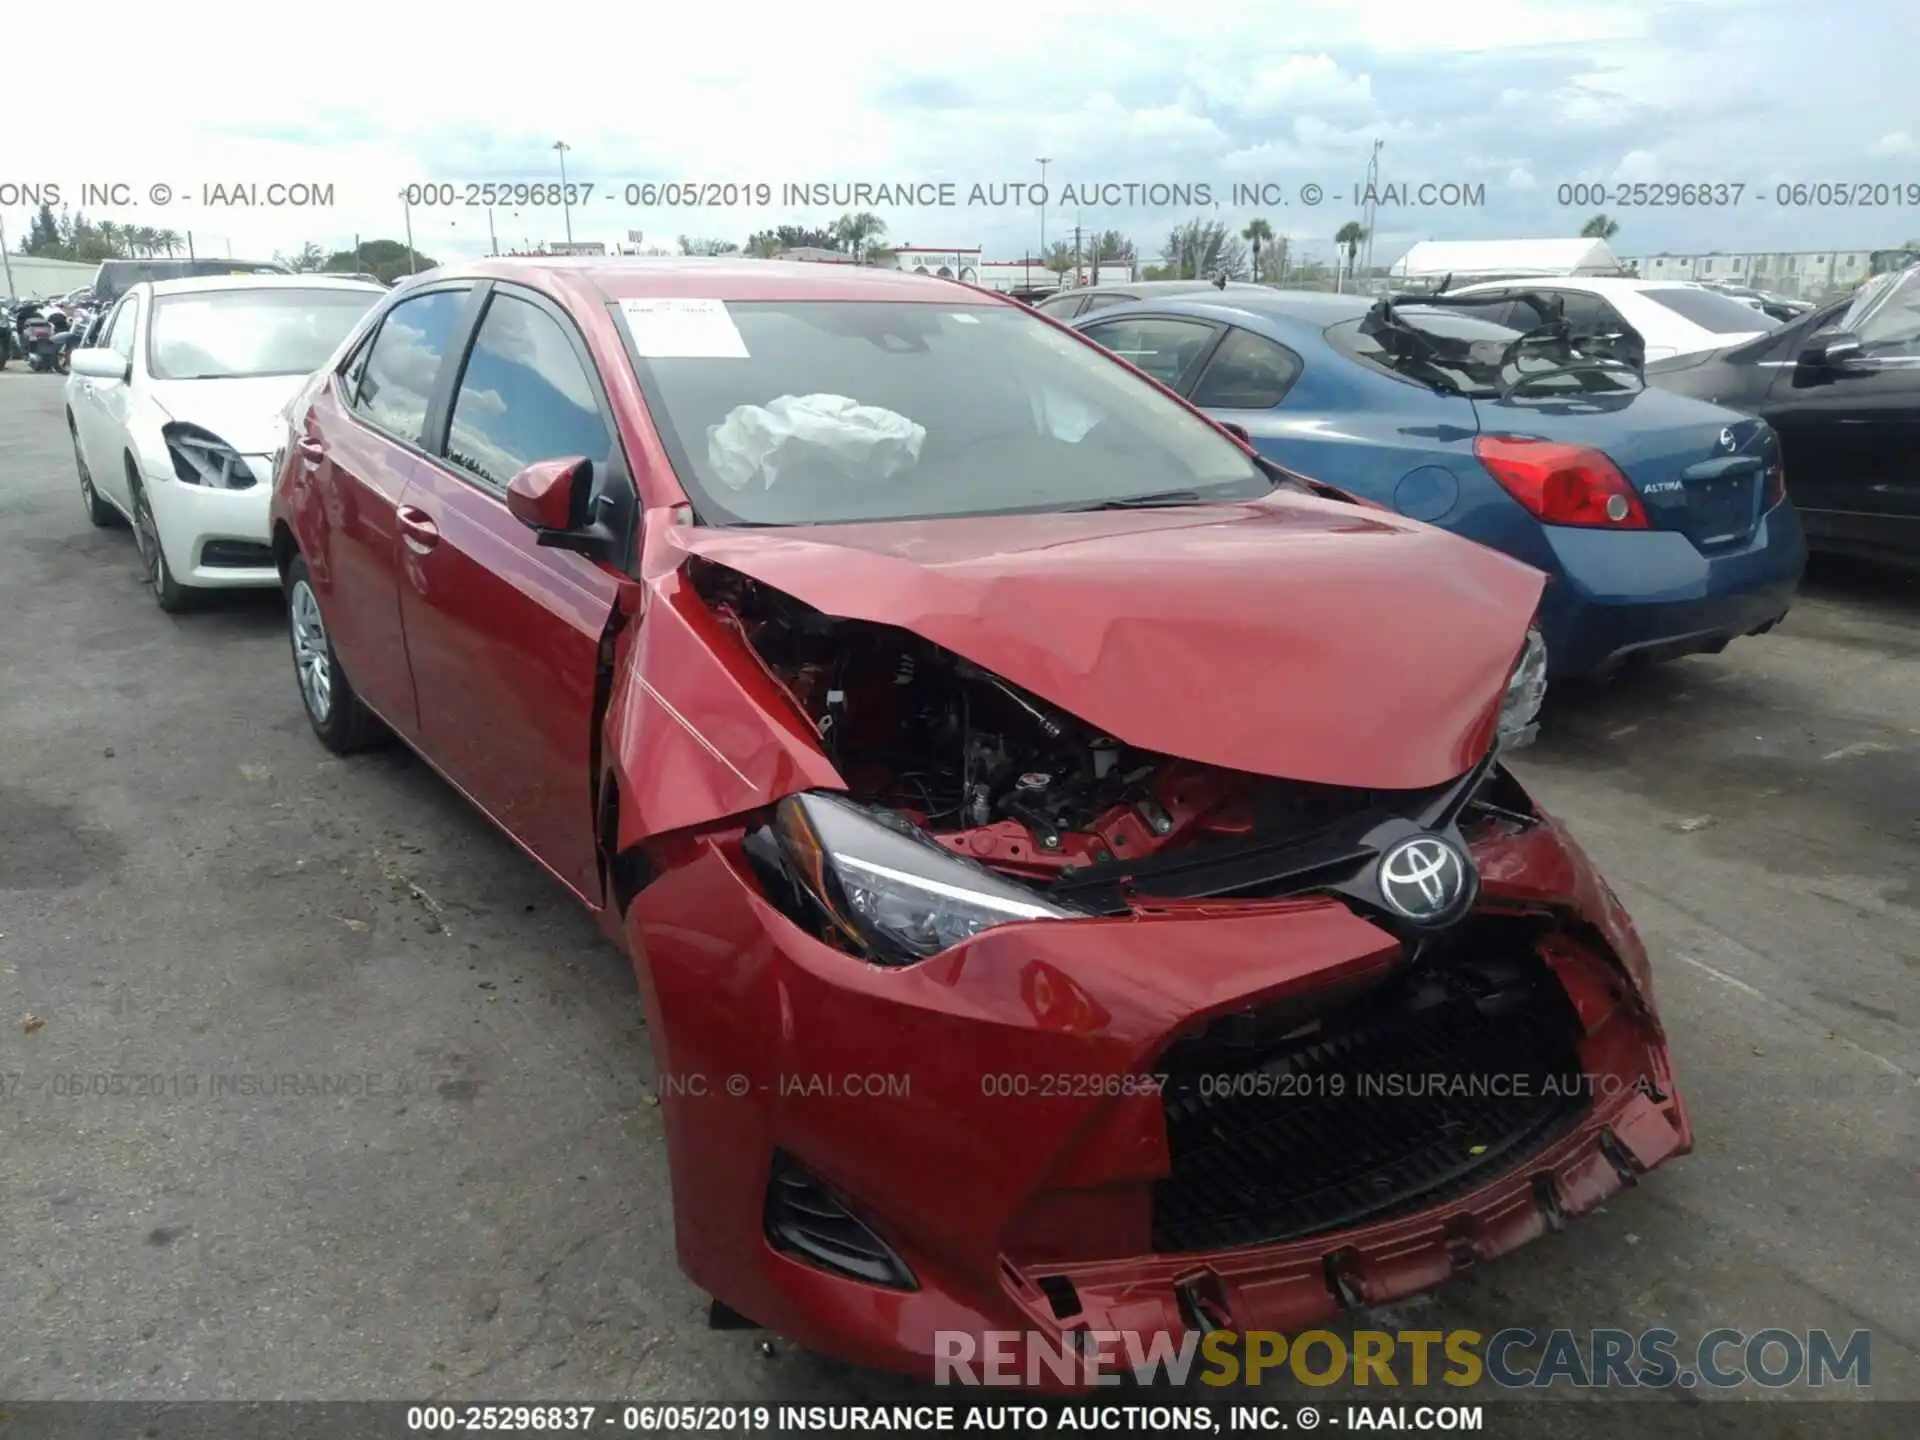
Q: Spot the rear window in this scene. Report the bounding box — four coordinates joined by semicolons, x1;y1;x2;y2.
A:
1641;288;1774;333
1326;308;1638;398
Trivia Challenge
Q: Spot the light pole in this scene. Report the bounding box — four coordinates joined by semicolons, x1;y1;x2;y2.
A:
553;141;574;247
1036;157;1051;264
1362;139;1383;285
399;190;417;273
487;207;499;257
0;216;15;300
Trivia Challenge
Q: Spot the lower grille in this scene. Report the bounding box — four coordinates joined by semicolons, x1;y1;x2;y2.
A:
1153;928;1589;1253
201;540;274;569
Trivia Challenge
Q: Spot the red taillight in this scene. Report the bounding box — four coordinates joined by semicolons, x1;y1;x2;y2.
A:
1474;434;1648;529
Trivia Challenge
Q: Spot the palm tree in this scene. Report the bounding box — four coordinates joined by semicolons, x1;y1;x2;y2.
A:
1334;221;1369;291
832;211;887;264
96;221;125;257
155;228;183;256
1580;213;1619;241
1242;218;1274;282
131;225;160;257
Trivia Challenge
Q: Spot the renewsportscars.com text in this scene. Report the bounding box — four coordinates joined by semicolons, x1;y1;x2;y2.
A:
935;1327;1871;1389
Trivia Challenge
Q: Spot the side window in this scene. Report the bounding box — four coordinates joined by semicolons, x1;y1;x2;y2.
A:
1548;292;1613;331
1079;316;1219;390
1077;292;1138;316
105;296;138;359
1189;328;1303;409
1035;293;1086;319
353;288;470;445
444;292;613;489
1853;286;1920;358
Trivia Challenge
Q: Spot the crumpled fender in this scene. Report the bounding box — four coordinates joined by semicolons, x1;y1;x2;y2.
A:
601;512;843;852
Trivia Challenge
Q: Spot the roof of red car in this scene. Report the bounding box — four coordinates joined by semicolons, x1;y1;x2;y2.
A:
450;256;1006;305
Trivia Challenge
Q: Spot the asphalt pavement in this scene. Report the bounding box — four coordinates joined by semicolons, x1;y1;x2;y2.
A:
1;367;1914;1432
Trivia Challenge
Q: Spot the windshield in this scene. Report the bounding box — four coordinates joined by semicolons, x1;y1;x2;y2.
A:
148;288;381;380
1642;288;1775;333
1327;307;1639;398
619;300;1269;525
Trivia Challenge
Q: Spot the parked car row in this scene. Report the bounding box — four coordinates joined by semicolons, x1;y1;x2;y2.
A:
61;256;1702;1384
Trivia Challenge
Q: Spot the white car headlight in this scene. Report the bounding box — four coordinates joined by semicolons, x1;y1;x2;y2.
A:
163;422;256;490
1497;627;1549;751
774;791;1083;963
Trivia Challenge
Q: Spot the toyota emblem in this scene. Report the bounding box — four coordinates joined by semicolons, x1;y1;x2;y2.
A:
1377;835;1471;922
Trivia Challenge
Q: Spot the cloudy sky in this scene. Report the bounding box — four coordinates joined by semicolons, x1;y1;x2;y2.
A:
9;0;1919;271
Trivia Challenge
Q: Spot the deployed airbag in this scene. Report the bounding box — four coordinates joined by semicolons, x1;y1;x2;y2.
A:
707;393;926;491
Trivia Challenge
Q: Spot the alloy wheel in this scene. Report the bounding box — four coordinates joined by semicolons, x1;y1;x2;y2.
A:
289;580;333;723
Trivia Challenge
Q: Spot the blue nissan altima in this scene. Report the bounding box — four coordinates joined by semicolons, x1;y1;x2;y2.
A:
1069;287;1807;679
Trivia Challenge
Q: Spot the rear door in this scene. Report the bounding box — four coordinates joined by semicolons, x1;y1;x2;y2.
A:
314;282;478;737
395;282;632;905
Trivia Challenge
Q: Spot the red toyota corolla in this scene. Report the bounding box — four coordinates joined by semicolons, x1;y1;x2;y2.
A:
269;258;1689;1381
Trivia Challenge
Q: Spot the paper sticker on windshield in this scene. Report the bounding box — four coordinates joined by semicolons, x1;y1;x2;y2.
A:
619;298;748;358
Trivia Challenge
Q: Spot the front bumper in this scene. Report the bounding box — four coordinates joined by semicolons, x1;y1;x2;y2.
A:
144;469;278;589
1535;504;1807;679
627;813;1690;1383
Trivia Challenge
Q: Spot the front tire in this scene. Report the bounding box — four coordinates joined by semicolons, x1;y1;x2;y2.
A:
72;421;116;528
285;553;384;754
128;469;193;612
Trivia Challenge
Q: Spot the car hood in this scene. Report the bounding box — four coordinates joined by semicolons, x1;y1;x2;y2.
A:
145;375;309;453
668;495;1546;792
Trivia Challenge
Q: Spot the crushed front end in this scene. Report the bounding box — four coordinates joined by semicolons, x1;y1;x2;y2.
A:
615;551;1689;1383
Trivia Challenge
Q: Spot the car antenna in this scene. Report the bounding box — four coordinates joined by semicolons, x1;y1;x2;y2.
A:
1436;272;1452;294
1214;272;1226;289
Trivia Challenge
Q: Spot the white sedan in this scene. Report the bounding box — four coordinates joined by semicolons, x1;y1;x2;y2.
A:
1440;276;1775;360
64;274;385;610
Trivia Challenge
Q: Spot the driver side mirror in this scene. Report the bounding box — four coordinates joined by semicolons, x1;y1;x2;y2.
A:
70;347;130;382
1802;330;1865;371
505;455;630;567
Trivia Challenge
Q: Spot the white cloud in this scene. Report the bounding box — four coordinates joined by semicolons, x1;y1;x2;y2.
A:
1191;54;1373;117
7;0;1914;268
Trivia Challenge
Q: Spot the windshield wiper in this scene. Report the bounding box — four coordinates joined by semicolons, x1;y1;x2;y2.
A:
1073;489;1210;510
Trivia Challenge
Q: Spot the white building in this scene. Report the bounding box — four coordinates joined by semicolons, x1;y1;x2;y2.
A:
1620;249;1874;299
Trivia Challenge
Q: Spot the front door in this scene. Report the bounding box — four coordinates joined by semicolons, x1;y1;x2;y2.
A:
77;293;141;508
394;283;630;905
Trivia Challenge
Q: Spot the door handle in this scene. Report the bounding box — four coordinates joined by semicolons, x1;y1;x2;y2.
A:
296;437;325;460
396;505;441;555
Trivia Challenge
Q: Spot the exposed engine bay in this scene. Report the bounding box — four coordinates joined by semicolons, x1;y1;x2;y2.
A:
692;559;1412;892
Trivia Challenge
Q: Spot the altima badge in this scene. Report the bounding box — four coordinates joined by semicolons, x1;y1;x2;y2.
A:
1377;835;1470;922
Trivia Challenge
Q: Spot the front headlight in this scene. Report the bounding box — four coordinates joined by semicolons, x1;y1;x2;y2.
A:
163;422;257;490
774;791;1083;963
1497;627;1549;751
